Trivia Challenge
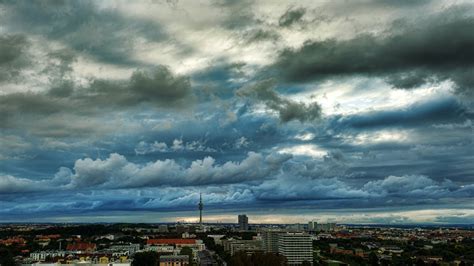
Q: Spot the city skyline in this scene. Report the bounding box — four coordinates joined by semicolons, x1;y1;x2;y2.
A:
1;0;474;224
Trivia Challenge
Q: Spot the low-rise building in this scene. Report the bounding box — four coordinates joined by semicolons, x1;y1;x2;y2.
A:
159;254;189;266
222;239;263;255
30;250;66;261
66;242;97;253
109;244;141;255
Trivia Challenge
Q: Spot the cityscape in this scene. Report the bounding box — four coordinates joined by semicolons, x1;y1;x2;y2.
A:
1;0;474;265
1;198;474;265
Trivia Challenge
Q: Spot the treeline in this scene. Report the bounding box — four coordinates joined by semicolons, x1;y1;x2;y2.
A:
228;251;290;266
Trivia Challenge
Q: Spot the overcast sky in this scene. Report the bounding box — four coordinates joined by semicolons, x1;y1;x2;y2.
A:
1;0;473;224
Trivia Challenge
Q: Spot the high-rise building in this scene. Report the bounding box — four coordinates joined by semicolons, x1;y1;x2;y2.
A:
158;224;168;233
262;229;284;253
238;214;249;230
288;223;305;231
278;232;313;266
308;221;317;231
198;193;203;225
308;221;336;232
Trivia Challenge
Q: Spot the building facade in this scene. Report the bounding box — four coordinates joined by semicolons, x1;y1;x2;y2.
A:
159;254;189;266
261;229;283;253
237;214;248;231
308;221;336;232
222;239;263;255
278;232;313;266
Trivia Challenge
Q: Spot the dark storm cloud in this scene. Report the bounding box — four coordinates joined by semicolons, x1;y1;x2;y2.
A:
0;93;67;118
0;34;29;81
237;80;322;123
85;66;192;107
278;7;305;27
274;6;474;96
242;29;280;43
0;0;472;223
79;66;193;109
128;67;192;105
332;97;468;130
0;35;27;65
0;0;164;65
0;66;193;129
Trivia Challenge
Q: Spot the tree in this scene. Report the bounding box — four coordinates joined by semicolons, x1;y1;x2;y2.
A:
0;248;16;266
180;246;194;265
229;252;252;266
251;252;287;266
369;252;379;266
229;251;287;266
441;251;456;262
392;254;413;266
132;251;159;266
415;258;426;266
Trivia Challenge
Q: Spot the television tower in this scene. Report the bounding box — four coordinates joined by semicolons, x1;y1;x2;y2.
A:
198;193;203;225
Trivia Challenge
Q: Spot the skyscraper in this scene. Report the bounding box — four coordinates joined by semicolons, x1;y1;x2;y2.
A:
198;193;203;225
238;214;248;230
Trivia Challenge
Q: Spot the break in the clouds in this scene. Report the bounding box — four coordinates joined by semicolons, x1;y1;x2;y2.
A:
0;0;473;224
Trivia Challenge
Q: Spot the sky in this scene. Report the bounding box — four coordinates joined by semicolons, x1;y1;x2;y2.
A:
0;0;473;224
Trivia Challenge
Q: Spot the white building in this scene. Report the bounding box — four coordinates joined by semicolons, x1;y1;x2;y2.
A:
207;234;225;245
278;232;313;266
109;243;141;255
222;239;263;255
30;250;66;261
145;244;176;253
261;229;284;253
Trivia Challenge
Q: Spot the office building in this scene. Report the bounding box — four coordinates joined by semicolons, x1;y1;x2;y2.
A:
262;229;284;253
308;221;336;232
278;232;313;265
238;214;249;230
222;238;263;255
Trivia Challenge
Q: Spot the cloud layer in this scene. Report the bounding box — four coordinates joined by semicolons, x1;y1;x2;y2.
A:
274;6;474;97
0;0;473;223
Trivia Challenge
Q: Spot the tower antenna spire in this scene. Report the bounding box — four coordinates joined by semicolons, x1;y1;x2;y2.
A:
198;192;203;225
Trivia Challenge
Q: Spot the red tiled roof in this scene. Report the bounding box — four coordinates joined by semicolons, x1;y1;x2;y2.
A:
45;234;61;239
147;238;197;245
66;242;96;251
0;237;26;245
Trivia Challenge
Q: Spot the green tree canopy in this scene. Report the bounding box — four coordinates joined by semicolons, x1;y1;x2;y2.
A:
0;248;16;266
132;251;159;266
